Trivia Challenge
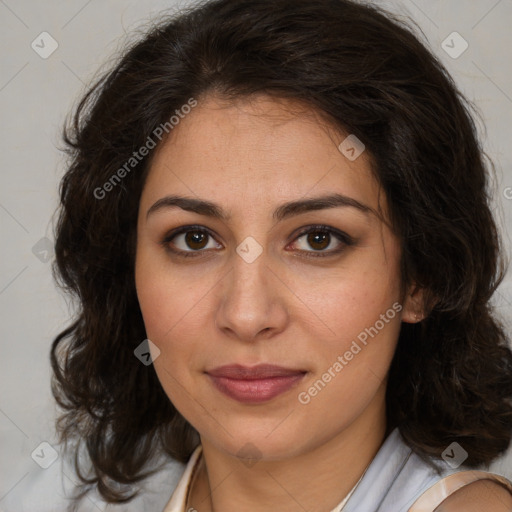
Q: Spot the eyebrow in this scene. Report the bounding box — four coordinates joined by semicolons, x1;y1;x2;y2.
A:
146;193;373;222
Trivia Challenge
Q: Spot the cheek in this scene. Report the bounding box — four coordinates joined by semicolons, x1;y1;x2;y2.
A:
295;284;402;431
135;254;200;409
135;246;208;342
134;248;217;402
135;259;169;340
295;257;401;346
293;248;403;393
327;281;399;344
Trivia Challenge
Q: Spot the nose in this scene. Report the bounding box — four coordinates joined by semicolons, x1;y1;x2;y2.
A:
214;249;289;343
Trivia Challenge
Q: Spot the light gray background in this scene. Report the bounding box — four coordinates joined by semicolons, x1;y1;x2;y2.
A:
1;0;511;510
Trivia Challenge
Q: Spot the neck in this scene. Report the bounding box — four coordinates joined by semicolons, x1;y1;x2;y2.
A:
187;386;387;512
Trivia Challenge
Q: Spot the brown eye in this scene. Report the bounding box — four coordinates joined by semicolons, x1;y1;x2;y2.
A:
184;231;209;250
306;231;331;251
162;226;222;257
290;225;354;257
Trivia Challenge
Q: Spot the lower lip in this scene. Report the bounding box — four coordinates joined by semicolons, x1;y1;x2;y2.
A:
208;373;306;404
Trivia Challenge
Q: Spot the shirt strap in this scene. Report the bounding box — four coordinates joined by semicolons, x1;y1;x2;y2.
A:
408;470;512;512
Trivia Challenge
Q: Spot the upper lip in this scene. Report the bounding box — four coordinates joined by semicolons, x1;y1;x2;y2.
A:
207;364;306;380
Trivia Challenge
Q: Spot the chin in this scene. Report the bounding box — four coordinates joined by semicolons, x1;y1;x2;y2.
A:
199;416;320;463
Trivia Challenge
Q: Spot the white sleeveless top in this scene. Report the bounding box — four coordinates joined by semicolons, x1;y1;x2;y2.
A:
162;428;512;512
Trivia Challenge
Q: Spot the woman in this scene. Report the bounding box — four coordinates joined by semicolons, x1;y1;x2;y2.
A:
51;0;512;510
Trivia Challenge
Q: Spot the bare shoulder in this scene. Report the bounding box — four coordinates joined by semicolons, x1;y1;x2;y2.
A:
434;480;512;511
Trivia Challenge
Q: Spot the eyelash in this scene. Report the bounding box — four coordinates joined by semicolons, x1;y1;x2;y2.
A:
161;224;355;260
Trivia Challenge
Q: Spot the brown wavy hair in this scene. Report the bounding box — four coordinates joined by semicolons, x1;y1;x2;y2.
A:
51;0;512;506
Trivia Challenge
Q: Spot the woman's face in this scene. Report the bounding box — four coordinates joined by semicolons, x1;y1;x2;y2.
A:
135;93;419;460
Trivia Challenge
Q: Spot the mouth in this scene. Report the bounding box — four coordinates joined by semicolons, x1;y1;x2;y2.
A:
206;364;307;404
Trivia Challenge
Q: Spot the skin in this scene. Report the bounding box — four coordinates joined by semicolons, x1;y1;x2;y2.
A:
135;93;425;512
435;480;512;511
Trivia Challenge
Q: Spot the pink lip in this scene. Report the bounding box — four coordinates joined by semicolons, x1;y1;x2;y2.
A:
206;364;307;404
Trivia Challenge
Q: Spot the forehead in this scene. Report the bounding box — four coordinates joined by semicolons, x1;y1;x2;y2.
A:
142;93;385;218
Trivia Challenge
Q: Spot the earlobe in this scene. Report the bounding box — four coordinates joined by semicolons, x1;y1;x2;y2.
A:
401;284;426;324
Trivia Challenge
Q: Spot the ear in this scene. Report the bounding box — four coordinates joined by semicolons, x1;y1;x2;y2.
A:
401;283;427;324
